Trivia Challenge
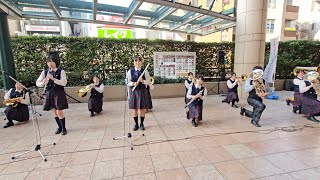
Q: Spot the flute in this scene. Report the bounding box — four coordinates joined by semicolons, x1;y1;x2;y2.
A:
184;89;204;108
132;63;150;91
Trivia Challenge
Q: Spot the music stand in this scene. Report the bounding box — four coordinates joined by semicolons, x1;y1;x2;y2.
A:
207;64;226;96
3;71;55;162
113;67;145;150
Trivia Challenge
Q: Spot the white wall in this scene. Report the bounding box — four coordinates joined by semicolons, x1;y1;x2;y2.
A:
266;0;285;41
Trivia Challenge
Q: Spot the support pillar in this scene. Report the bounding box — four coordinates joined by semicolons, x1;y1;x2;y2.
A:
0;13;16;90
234;0;267;98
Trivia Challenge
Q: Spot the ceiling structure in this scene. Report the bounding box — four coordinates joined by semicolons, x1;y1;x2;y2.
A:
0;0;236;36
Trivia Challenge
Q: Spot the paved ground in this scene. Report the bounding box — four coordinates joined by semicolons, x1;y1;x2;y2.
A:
0;91;320;180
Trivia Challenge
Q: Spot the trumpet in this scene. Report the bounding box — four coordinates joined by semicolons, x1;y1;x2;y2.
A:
3;97;24;107
77;84;93;97
150;77;155;90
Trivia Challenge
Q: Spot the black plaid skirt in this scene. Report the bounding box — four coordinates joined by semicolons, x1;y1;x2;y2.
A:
188;102;202;119
4;104;29;122
301;96;320;115
43;89;68;111
292;92;303;107
88;97;103;113
226;92;239;103
129;88;148;109
146;86;153;109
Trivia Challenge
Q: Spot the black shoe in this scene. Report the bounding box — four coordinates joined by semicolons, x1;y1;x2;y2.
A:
3;122;14;128
307;116;320;122
293;106;301;114
62;129;67;135
240;107;245;116
191;120;197;127
251;120;261;127
140;124;145;131
286;99;291;106
232;104;238;108
55;128;62;134
90;113;95;117
222;99;227;103
133;124;139;131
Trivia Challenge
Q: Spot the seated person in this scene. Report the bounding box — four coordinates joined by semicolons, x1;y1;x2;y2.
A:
3;82;30;128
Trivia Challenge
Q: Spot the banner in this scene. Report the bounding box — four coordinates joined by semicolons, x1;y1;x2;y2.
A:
263;37;279;83
97;29;133;39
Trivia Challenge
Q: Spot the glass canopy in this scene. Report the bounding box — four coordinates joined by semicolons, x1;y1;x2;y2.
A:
1;0;236;36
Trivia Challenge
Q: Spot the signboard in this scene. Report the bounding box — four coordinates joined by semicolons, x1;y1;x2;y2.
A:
25;25;60;32
154;52;196;79
97;29;133;39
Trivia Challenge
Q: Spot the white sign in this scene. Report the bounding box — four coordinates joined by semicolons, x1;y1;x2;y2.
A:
263;37;279;83
25;25;60;32
154;52;196;79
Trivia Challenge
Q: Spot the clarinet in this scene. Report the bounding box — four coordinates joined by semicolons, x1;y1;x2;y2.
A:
42;68;52;96
184;89;204;108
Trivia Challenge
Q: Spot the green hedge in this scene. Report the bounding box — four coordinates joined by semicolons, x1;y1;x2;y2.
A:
4;36;234;87
1;37;320;88
265;40;320;79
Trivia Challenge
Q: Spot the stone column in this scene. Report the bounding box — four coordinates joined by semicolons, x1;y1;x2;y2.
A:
234;0;267;98
0;13;16;90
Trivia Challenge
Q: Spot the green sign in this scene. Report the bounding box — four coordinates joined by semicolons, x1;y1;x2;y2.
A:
98;29;133;39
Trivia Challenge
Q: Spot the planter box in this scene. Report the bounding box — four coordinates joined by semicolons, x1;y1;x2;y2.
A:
0;80;287;108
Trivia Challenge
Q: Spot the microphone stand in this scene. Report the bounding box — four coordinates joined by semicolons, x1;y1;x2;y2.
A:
2;71;55;162
113;67;145;150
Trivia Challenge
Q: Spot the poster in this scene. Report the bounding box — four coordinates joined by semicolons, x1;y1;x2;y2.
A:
154;52;196;79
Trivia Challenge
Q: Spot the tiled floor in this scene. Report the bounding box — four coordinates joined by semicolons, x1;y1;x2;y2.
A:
0;91;320;180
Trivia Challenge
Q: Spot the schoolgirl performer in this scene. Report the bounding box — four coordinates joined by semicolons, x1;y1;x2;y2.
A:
222;72;240;108
185;72;194;118
3;82;30;128
88;75;104;117
36;53;68;135
186;76;207;127
126;56;151;131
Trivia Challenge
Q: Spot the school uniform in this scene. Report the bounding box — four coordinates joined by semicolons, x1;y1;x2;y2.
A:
186;84;207;126
224;78;239;107
3;88;30;128
240;79;266;127
88;82;104;115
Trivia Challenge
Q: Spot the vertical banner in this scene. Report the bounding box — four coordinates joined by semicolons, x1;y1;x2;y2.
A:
263;37;279;83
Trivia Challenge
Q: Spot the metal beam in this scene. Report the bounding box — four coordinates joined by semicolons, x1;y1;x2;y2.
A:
138;0;236;22
123;0;143;25
0;1;22;18
208;0;216;10
201;22;236;36
188;18;225;33
22;14;203;36
170;13;203;31
148;7;177;28
47;0;61;19
93;0;97;21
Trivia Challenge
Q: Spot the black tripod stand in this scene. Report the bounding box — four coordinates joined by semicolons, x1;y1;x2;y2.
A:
113;67;145;150
207;64;226;96
3;71;55;161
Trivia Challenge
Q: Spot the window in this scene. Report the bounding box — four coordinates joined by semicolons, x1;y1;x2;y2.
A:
268;0;276;8
266;19;275;33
